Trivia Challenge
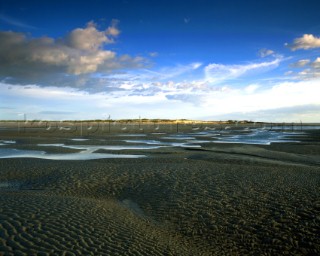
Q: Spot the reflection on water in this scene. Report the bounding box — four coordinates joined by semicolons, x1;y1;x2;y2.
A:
0;140;16;144
38;144;163;151
70;138;89;141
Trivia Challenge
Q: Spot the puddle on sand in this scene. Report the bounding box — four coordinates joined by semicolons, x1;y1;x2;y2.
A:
212;130;302;145
0;148;145;160
70;138;89;141
0;128;309;159
124;140;201;148
38;143;163;151
116;134;146;137
162;136;196;140
0;140;16;144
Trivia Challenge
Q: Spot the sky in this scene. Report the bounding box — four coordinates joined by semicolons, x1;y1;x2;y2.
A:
1;0;320;122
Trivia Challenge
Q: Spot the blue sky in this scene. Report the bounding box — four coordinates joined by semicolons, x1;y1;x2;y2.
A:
1;0;320;122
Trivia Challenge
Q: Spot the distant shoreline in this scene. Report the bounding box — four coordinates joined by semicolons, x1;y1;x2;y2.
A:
1;119;319;125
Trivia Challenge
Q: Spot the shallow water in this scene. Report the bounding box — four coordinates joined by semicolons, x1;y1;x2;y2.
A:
268;125;320;131
0;128;312;159
212;130;304;145
116;134;146;137
70;138;89;141
124;139;164;145
0;148;145;160
124;139;201;148
0;140;16;144
162;135;196;140
144;128;306;145
144;129;305;145
38;143;163;151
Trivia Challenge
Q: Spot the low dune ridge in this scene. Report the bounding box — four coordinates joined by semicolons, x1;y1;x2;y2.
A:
0;129;320;255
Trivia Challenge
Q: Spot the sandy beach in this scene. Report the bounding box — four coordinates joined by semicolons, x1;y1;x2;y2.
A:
0;125;319;255
2;0;320;254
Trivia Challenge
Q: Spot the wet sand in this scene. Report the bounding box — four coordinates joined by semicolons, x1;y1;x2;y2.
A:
0;128;320;255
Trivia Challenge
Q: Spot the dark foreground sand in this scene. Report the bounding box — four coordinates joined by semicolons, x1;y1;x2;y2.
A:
0;130;320;255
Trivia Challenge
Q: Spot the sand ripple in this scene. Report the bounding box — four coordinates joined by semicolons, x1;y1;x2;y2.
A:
0;133;319;255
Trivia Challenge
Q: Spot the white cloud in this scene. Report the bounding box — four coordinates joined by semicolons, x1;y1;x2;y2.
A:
284;71;293;76
244;84;260;94
0;83;198;120
286;57;320;80
0;21;146;87
287;34;320;50
289;59;310;68
65;21;117;51
2;78;320;122
298;68;320;79
200;79;320;120
69;51;116;75
106;19;121;36
205;58;281;83
311;57;320;68
259;48;274;57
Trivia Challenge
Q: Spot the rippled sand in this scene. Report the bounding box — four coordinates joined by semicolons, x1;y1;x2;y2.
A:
0;131;320;255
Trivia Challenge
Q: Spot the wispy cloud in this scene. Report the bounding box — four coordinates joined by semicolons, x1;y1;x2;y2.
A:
151;62;202;81
108;62;202;85
205;58;281;83
286;34;320;50
0;14;37;29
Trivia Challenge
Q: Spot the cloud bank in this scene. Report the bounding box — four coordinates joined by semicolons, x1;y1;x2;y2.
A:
2;78;320;122
0;21;147;86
